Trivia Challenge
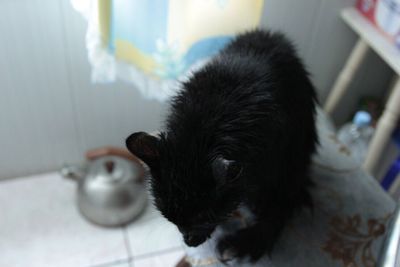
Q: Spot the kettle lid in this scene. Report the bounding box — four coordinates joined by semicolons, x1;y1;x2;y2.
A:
88;156;143;184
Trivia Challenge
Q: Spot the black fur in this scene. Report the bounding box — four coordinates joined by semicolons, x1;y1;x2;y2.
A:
126;29;318;262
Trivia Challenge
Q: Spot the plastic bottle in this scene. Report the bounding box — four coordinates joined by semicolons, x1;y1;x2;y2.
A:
337;111;375;164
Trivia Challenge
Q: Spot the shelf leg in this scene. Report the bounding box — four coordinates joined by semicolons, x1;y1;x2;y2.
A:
324;38;369;115
363;77;400;176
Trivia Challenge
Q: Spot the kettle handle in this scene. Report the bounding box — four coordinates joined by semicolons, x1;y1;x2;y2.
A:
86;147;141;163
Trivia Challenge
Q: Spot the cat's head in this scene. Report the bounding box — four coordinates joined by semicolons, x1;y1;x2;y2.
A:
126;132;243;247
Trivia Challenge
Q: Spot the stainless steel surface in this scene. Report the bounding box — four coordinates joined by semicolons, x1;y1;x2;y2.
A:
61;156;147;227
378;204;400;267
60;164;87;181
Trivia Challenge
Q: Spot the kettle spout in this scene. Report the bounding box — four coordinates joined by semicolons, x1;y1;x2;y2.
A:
60;164;87;181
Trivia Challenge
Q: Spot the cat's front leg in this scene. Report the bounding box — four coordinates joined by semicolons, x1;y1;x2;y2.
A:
217;219;283;263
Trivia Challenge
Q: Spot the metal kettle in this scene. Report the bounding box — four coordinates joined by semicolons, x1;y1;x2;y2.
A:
60;147;147;227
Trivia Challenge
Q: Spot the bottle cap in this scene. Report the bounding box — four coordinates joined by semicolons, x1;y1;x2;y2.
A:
353;111;371;127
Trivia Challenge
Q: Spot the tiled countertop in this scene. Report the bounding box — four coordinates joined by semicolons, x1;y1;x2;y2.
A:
0;173;184;267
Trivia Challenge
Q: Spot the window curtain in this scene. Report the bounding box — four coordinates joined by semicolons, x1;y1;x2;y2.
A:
71;0;265;101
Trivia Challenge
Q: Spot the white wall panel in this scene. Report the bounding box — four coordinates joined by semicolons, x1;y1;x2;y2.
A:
0;0;81;178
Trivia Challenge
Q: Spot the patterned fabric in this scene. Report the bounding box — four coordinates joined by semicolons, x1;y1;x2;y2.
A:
71;0;264;100
182;108;396;267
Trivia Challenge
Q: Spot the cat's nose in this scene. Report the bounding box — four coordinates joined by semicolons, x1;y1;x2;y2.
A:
183;233;207;247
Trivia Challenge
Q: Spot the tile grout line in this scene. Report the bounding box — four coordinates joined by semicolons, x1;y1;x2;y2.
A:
133;246;185;261
57;0;86;153
123;226;134;267
86;258;131;267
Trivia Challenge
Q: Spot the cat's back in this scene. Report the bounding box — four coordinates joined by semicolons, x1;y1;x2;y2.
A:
167;30;316;144
179;31;310;109
221;29;297;61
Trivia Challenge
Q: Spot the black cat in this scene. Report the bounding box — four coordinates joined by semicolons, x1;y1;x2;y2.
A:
126;29;318;262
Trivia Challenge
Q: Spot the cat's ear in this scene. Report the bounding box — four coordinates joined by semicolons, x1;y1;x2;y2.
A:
126;132;160;169
212;157;242;187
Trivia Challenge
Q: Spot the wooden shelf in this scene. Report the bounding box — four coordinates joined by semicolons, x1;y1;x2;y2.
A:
341;7;400;75
326;7;400;175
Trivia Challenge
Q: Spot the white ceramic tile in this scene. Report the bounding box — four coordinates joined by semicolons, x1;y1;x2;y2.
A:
133;250;185;267
105;263;131;267
89;258;132;267
0;173;129;267
125;203;183;257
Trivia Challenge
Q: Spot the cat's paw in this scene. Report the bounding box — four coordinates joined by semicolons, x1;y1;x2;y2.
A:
216;235;239;264
217;229;268;263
